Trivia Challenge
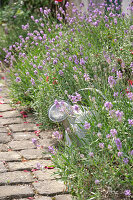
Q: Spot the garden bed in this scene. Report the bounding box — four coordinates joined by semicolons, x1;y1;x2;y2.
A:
1;1;133;199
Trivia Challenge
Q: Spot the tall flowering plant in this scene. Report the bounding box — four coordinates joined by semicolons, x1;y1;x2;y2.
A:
4;0;133;199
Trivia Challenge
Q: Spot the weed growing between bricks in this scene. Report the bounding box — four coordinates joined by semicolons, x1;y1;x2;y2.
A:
1;0;133;199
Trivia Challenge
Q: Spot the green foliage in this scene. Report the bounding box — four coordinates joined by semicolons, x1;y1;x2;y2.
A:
3;1;133;199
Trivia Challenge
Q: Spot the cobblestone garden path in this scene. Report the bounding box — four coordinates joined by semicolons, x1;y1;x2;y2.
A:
0;67;72;200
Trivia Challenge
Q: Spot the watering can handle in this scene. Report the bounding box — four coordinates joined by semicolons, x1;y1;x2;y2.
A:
75;87;107;100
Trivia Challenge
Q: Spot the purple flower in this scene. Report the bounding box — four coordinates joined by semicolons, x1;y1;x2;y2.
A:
95;179;100;184
53;59;58;65
32;138;38;146
84;122;91;130
31;78;35;85
110;129;117;137
124;189;131;196
35;19;39;23
31;16;34;20
113;92;118;97
72;105;79;112
99;143;104;149
118;152;123;157
106;134;111;139
83;73;90;81
48;28;51;32
127;92;133;101
70;93;82;103
34;70;38;75
59;32;62;37
54;99;60;108
130;150;133;156
74;59;79;65
36;163;42;169
38;65;43;70
26;72;29;76
89;152;94;157
108;76;116;88
59;70;64;76
130;25;133;30
48;146;56;155
97;132;102;138
128;119;133;126
52;131;62;140
97;123;102;128
104;101;113;110
115;110;124;122
80;58;85;65
114;18;117;25
123;158;129;164
105;24;109;28
116;71;122;79
16;77;21;82
115;138;122;150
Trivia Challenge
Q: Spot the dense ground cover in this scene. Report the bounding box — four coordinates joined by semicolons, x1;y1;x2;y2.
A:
0;0;50;60
1;0;133;199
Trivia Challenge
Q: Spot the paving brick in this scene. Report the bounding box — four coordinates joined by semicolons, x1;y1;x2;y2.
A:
0;104;13;112
13;197;52;200
32;180;66;195
0;117;24;125
34;197;52;200
13;132;37;141
8;160;52;171
0;151;21;161
39;139;57;149
54;195;72;200
0;185;34;199
0;127;7;133
0;132;11;144
8;140;35;151
0;161;7;173
1;110;21;118
20;149;51;160
39;131;53;139
0;144;8;152
0;171;33;185
0;92;9;98
9;123;37;132
0;97;11;104
33;169;59;180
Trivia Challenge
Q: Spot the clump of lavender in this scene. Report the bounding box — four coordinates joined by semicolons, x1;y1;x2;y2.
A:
115;138;122;151
4;1;132;199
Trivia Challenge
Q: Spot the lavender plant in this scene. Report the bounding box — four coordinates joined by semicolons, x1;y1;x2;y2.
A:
2;0;133;199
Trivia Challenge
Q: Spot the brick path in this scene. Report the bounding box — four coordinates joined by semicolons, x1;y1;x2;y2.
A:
0;68;72;200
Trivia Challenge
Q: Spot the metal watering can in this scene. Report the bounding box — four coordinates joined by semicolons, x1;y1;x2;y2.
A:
48;88;106;146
